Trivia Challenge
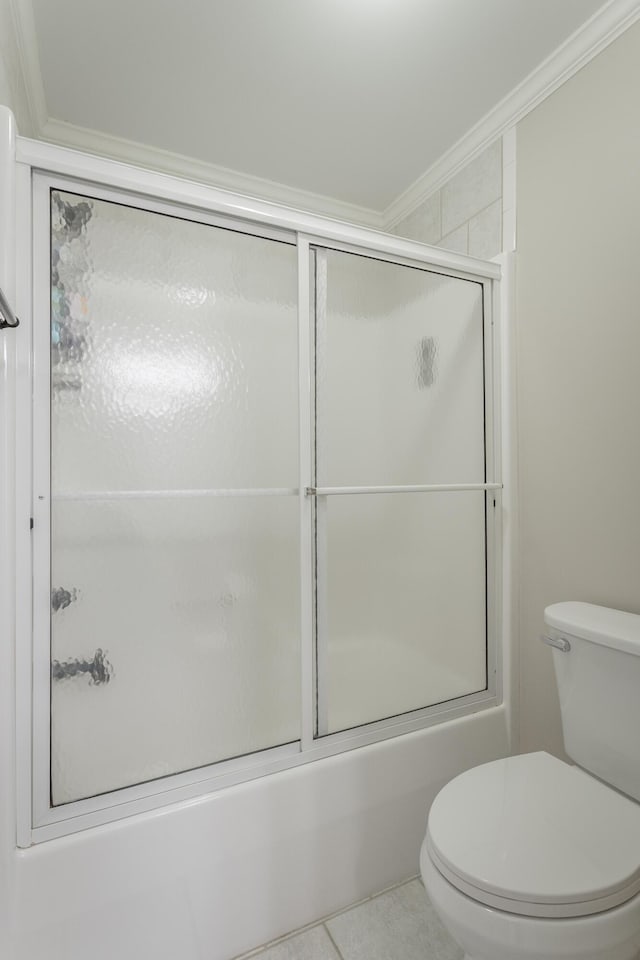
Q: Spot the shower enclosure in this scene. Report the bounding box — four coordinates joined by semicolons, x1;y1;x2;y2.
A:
20;163;501;841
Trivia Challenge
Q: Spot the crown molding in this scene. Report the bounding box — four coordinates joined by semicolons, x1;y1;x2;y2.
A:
9;0;381;224
38;117;383;227
383;0;640;228
7;0;640;228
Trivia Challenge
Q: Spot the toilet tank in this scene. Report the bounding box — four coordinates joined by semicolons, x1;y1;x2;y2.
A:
544;602;640;802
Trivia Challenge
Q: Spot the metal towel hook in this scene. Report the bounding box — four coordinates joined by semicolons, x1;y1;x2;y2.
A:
0;284;19;329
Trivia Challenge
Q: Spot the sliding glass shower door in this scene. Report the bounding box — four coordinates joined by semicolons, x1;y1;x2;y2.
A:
34;179;497;824
48;190;300;803
312;248;488;735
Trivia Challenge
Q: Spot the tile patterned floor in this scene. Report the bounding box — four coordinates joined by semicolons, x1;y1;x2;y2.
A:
237;878;463;960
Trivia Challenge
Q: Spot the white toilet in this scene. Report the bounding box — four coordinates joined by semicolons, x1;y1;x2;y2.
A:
421;602;640;960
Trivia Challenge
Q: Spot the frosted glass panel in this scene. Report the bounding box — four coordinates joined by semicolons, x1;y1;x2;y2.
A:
318;250;485;486
322;493;487;734
315;247;489;736
51;498;299;804
51;190;298;492
50;190;299;804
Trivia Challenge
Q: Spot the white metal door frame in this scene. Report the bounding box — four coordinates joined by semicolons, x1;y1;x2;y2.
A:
14;141;503;845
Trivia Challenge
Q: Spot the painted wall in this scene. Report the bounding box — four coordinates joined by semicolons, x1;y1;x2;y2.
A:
516;20;640;756
0;0;32;136
391;141;503;260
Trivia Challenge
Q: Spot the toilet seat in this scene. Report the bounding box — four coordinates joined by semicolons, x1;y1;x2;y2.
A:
427;752;640;919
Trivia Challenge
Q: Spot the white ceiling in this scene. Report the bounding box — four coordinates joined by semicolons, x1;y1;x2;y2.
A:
29;0;609;215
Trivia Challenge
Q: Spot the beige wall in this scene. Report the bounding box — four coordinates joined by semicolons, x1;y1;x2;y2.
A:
516;20;640;756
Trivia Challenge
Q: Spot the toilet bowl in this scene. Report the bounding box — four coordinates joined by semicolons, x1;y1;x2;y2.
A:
421;753;640;960
422;844;640;960
420;603;640;960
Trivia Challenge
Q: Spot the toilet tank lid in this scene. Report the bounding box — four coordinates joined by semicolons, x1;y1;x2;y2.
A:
545;602;640;657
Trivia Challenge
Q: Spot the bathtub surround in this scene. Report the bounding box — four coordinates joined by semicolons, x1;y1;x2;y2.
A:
11;708;507;960
391;141;503;260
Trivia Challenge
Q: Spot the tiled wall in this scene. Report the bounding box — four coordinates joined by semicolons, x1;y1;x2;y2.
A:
391;140;503;260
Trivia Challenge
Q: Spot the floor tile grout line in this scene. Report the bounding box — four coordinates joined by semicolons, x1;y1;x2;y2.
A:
230;875;420;960
322;921;345;960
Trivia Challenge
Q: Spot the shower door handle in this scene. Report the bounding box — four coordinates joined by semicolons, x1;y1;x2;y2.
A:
51;648;113;684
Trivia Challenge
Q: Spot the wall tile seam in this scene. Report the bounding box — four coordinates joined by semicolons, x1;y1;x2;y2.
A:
391;189;442;245
467;196;504;228
437;222;469;256
397;198;503;252
394;145;505;251
439;149;504;255
440;153;503;235
441;196;501;239
468;204;503;254
468;239;501;263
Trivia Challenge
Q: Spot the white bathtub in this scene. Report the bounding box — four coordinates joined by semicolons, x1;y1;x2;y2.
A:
10;705;508;960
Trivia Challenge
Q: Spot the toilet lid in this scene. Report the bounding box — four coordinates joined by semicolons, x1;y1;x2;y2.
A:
427;752;640;918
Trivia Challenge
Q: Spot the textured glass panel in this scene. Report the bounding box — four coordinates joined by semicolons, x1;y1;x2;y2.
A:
318;250;485;486
51;497;299;804
51;190;297;493
321;493;486;734
50;190;300;804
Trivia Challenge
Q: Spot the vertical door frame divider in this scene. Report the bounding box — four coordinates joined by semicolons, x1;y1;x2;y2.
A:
297;236;314;751
310;247;329;737
484;274;501;703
